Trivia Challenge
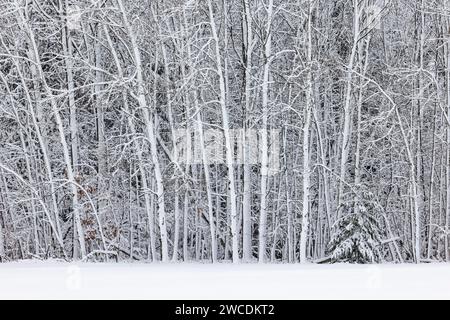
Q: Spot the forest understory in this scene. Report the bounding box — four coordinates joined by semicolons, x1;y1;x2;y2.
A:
1;0;450;265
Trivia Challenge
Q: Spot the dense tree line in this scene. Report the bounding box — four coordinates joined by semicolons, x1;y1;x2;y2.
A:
0;0;449;263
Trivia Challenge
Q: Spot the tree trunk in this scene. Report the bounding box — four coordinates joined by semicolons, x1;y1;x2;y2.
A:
299;0;313;264
258;0;273;263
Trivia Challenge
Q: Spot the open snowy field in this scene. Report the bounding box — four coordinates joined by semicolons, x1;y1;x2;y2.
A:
0;261;449;300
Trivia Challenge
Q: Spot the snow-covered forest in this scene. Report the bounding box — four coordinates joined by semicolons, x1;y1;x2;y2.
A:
0;0;449;264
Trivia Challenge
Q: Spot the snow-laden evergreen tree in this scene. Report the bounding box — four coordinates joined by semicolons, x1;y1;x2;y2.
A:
328;195;382;264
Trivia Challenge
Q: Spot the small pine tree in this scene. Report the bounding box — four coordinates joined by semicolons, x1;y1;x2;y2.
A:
328;197;382;264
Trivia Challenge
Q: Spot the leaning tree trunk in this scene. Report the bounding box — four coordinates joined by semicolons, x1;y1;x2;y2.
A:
118;0;169;262
19;6;86;260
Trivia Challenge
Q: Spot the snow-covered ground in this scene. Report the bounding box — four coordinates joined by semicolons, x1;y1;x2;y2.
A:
0;261;449;300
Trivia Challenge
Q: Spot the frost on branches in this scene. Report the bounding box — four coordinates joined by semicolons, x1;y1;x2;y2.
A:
0;0;449;264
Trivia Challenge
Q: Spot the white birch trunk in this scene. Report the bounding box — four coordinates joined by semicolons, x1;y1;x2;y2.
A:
117;0;169;262
258;0;273;263
446;19;450;262
0;206;4;260
207;0;239;263
61;0;82;258
395;108;421;263
299;1;313;264
242;0;254;263
337;0;361;210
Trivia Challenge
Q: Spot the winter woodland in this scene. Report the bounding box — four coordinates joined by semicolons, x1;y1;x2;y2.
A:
0;0;449;264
